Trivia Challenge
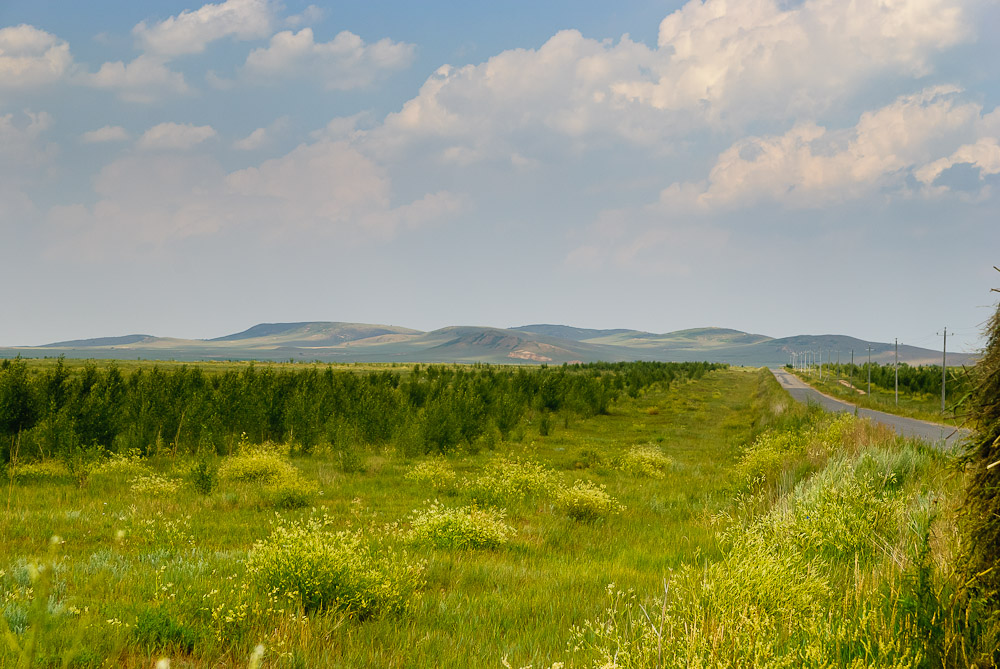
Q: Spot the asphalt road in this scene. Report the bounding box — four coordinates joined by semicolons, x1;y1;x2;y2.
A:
770;368;970;449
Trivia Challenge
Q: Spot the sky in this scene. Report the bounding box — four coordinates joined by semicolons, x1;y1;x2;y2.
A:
1;0;998;353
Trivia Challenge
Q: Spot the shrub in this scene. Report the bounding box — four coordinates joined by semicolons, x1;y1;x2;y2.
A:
616;444;672;478
246;515;424;618
556;480;621;522
133;606;200;653
405;458;458;492
736;429;806;486
90;450;150;480
262;472;318;509
218;450;297;485
407;502;514;549
6;460;72;484
130;473;181;495
470;457;561;506
186;458;218;495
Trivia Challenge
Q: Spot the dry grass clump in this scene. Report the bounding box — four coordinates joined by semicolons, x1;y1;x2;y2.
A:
407;502;514;549
247;514;424;618
615;444;672;478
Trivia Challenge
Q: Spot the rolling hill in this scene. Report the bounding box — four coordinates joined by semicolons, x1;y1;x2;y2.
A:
0;321;974;367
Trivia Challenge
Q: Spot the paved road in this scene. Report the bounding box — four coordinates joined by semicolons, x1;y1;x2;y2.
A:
770;368;970;449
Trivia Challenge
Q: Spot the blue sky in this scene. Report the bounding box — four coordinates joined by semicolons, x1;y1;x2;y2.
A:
1;0;998;352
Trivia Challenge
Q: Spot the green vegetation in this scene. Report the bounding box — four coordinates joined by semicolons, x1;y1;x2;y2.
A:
0;361;995;667
787;362;970;424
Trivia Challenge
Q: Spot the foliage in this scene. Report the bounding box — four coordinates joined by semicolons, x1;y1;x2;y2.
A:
246;514;424;618
218;450;297;485
959;284;1000;665
469;456;561;506
4;459;72;484
186;457;218;495
405;458;459;492
0;360;723;461
615;444;672;478
407;502;514;549
129;473;181;495
556;480;621;522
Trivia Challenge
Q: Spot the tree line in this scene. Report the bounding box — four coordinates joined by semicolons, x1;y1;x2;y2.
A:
0;358;724;462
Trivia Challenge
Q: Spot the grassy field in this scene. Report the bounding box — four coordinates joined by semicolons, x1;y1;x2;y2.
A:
1;367;990;667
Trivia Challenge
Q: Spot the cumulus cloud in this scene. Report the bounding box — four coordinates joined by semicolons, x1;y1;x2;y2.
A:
243;27;415;89
374;0;972;162
137;122;217;150
657;87;989;210
914;138;1000;190
133;0;275;56
0;24;73;87
233;116;288;150
81;125;130;143
81;55;189;103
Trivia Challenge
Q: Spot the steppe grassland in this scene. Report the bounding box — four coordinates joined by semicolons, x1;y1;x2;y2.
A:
2;367;973;667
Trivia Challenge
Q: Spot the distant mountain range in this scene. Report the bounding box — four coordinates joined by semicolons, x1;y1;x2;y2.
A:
0;321;974;367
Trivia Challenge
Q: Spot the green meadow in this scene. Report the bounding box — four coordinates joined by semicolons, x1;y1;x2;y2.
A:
2;365;995;667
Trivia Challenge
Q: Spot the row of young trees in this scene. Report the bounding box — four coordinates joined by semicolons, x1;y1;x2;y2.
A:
0;358;723;462
805;362;971;398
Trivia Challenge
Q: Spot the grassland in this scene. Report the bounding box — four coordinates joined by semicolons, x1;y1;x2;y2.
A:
1;367;991;667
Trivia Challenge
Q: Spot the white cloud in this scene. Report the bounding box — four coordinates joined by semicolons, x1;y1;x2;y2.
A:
233;116;287;150
0;24;73;87
658;87;987;210
284;5;325;28
81;55;189;103
81;125;130;143
243;27;414;89
616;0;970;121
374;0;972;162
915;137;1000;188
137;122;217;150
133;0;275;57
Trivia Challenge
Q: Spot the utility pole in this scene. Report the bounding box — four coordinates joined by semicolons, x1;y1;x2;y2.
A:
837;350;841;379
938;327;947;412
866;345;874;396
850;349;855;386
894;338;898;406
819;349;823;381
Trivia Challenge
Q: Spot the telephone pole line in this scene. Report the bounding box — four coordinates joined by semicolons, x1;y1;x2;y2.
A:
866;345;874;396
938;327;947;412
894;338;899;406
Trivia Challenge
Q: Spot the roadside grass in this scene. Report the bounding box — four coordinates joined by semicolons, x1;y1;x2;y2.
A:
789;368;965;426
2;367;986;667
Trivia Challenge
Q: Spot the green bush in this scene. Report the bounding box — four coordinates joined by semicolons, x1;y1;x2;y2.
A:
615;444;672;478
246;515;424;618
186;458;218;495
556;480;621;522
470;457;561;506
407;502;514;549
6;460;72;484
262;471;318;509
218;450;297;484
405;458;459;492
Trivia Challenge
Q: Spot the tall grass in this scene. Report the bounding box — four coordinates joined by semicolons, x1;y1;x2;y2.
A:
0;366;983;667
